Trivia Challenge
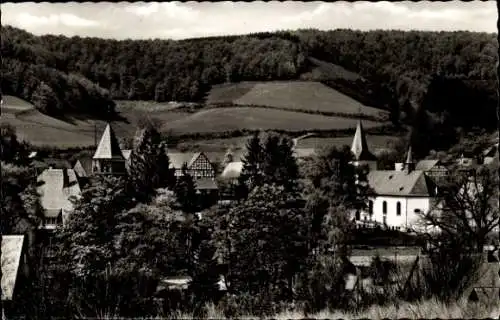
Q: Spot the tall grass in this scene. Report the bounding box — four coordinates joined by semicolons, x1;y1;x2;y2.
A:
163;298;499;320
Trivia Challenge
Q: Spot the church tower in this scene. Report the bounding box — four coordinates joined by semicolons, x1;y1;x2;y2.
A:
403;146;416;174
92;123;126;175
350;120;378;171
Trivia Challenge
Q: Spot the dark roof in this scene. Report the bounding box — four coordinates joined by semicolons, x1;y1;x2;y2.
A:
93;123;125;160
415;160;440;171
367;170;437;197
73;157;93;178
351;120;377;161
195;178;218;190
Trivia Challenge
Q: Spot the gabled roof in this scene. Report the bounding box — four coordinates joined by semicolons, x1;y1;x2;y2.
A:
73;157;92;178
188;152;207;167
367;170;436;197
351;120;377;161
1;235;25;301
37;169;82;218
93;123;125;160
415;160;441;171
168;152;196;169
221;161;244;180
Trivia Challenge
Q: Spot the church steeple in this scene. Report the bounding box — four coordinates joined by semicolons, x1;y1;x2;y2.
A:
93;123;124;160
404;146;415;174
351;120;377;161
92;123;126;175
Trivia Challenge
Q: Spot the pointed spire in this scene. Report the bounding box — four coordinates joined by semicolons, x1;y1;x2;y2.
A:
351;120;376;161
93;123;124;160
404;146;415;174
405;146;414;164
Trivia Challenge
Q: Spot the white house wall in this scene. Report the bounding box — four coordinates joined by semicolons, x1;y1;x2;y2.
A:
361;196;431;230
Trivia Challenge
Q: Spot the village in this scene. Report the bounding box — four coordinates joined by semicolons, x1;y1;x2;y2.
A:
2;116;499;319
1;1;499;319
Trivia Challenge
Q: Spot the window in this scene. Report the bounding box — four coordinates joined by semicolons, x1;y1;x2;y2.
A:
396;202;401;216
382;201;387;214
368;200;373;214
355;210;360;220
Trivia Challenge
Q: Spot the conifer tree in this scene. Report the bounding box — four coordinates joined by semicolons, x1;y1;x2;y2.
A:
128;124;175;203
174;164;198;213
237;132;263;198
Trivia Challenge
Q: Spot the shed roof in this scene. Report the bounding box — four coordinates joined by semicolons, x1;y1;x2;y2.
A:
1;235;25;301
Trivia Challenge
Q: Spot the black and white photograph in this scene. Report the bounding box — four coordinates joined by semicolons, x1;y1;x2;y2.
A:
1;1;499;319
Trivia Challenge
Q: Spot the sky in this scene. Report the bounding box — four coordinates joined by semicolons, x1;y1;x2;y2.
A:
1;1;497;40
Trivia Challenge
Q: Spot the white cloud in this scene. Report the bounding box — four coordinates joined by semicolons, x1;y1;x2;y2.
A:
17;12;99;28
125;2;199;22
125;3;160;16
1;1;496;40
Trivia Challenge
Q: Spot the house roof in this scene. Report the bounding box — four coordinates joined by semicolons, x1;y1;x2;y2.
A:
122;149;132;160
93;123;125;160
367;170;436;197
73;157;92;178
1;235;25;301
351;120;377;161
168;152;196;169
221;161;244;180
415;160;440;171
37;169;82;218
195;178;218;190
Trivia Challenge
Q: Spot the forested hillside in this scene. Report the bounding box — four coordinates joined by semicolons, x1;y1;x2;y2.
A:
1;27;115;118
1;26;497;133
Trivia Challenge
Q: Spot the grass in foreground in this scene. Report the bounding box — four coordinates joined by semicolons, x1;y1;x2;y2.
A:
165;298;499;320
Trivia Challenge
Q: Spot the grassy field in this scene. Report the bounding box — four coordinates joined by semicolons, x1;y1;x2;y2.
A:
297;135;400;151
1;96;192;148
206;81;386;117
2;95;392;149
167;107;386;134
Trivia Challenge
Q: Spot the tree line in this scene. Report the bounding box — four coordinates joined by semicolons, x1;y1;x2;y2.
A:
1;26;497;133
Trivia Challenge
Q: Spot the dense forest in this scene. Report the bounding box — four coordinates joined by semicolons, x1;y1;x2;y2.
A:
1;26;498;131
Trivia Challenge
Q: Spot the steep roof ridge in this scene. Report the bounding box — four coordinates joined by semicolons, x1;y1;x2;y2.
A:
93;123;125;160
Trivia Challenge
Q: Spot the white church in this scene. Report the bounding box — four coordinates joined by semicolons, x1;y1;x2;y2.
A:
350;121;440;231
